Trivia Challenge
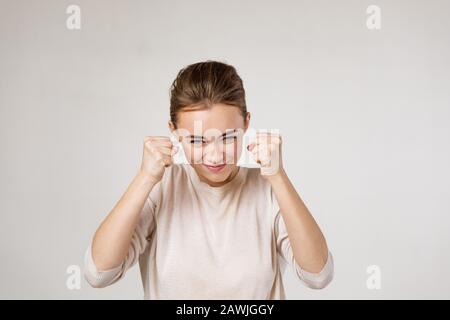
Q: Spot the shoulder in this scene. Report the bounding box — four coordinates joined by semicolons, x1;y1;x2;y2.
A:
147;164;189;208
242;166;272;189
242;166;279;218
166;163;191;183
157;164;190;189
241;166;275;204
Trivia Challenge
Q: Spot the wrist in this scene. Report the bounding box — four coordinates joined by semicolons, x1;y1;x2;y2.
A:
264;167;287;184
136;170;159;187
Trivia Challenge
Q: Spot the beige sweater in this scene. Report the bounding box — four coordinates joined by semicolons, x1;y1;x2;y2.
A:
84;164;334;299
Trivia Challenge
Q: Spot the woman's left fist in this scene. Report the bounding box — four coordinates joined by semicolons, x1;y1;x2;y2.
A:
247;131;283;177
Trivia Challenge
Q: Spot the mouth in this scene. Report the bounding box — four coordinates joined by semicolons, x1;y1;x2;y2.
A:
203;164;226;173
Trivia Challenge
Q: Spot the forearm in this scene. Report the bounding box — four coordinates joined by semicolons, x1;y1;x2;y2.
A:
267;169;329;273
91;171;158;271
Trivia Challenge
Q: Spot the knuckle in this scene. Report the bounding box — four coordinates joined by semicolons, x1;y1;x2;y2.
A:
144;140;153;148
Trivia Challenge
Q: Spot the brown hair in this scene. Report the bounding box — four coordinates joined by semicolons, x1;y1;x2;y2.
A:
169;60;248;129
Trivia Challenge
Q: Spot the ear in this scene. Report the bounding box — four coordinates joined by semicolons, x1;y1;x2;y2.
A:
244;112;251;132
168;120;176;133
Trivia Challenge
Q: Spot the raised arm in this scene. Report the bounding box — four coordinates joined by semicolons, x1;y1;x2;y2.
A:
248;131;333;289
88;136;177;271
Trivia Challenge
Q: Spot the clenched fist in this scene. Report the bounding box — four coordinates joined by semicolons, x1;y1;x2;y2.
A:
247;131;283;177
140;136;179;183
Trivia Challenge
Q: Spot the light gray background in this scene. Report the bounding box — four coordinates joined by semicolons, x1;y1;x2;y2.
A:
1;0;449;299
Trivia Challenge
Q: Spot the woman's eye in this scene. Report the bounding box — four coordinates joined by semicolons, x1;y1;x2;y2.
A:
223;136;237;143
189;139;204;145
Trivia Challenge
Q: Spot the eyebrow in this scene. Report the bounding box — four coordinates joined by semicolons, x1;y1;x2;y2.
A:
187;129;237;140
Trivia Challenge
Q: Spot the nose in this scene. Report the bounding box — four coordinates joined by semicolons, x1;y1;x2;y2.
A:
203;141;224;164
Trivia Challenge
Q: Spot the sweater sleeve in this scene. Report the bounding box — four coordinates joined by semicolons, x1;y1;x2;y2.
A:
84;195;157;288
271;187;334;289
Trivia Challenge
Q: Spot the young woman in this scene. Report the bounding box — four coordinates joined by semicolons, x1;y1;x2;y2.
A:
84;60;334;299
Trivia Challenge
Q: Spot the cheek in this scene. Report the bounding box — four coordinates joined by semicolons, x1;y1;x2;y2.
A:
224;141;242;164
182;145;203;164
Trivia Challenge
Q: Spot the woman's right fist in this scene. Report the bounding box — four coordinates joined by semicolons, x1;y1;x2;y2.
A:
140;136;178;183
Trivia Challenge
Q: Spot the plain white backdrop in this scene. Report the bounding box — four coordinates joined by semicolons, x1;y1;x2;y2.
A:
0;0;449;299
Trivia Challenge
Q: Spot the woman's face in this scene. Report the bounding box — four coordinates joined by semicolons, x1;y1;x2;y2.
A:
170;103;250;187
